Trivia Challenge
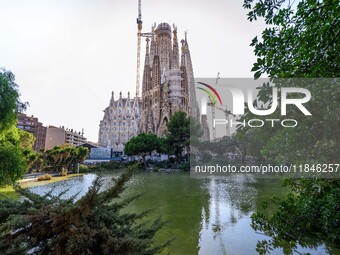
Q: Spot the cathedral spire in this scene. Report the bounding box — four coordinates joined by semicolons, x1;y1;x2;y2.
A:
180;39;186;66
110;91;115;106
144;38;150;66
171;24;179;69
150;23;156;66
118;91;124;108
125;91;132;110
142;37;152;93
133;92;140;118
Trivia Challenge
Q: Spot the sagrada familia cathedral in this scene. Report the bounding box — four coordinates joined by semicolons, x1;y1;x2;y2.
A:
98;22;199;151
98;92;140;151
140;23;197;135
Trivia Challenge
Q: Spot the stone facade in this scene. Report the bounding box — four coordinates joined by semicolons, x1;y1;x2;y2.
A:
98;92;140;151
140;23;198;136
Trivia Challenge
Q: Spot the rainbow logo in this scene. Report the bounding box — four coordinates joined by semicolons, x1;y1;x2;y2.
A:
196;82;223;106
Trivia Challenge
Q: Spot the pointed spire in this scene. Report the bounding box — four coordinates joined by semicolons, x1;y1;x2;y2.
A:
117;91;124;108
110;91;115;106
133;93;140;117
180;39;186;66
144;38;150;66
150;23;156;66
125;91;132;110
172;23;179;69
155;35;159;56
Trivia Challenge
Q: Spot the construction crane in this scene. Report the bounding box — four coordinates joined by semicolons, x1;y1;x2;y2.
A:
136;0;154;98
207;73;234;140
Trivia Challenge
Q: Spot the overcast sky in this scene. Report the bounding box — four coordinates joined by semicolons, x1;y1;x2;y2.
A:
0;0;266;142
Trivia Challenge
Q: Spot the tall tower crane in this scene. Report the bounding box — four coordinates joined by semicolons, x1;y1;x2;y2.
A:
207;73;234;140
136;0;143;98
136;0;153;98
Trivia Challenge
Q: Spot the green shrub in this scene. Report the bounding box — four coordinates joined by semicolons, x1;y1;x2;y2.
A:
37;174;52;181
79;164;90;173
127;162;143;172
179;162;190;172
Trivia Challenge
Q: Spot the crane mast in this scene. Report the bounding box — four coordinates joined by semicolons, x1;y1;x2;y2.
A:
208;73;234;140
136;0;143;98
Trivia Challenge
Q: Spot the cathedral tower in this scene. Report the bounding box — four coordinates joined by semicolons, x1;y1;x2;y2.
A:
140;22;197;136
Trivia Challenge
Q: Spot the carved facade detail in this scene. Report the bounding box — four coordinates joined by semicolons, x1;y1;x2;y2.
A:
98;92;140;151
140;22;198;137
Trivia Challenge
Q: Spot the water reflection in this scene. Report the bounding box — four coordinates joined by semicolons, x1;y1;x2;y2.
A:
28;174;117;201
27;173;337;255
198;175;336;255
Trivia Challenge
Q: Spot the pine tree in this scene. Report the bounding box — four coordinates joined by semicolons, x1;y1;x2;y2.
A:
0;169;168;255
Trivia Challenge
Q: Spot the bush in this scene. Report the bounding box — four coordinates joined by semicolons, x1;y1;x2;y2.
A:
37;174;52;181
154;161;170;169
179;162;190;172
79;164;90;173
127;162;143;172
103;161;121;170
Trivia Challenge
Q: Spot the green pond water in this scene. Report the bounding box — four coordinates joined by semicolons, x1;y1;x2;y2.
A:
25;172;339;255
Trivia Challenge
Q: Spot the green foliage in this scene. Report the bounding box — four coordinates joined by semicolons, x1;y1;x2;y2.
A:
0;170;168;254
242;1;340;253
17;129;35;149
26;151;45;173
198;135;254;163
166;112;190;160
44;145;89;174
178;162;190;172
0;69;28;185
240;0;340;165
251;179;340;254
0;144;27;186
243;0;340;78
0;69;26;131
165;111;201;162
78;164;90;173
124;133;162;168
238;79;340;164
124;133;161;156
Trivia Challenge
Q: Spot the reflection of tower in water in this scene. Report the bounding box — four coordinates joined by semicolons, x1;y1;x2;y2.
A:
198;175;257;254
211;177;228;255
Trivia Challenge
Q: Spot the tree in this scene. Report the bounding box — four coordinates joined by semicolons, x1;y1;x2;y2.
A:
0;142;27;186
0;69;26;131
67;146;89;172
44;145;89;175
124;133;161;168
0;69;27;186
18;129;38;174
18;129;35;149
166;111;201;161
243;0;339;78
241;0;340;253
0;169;168;255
